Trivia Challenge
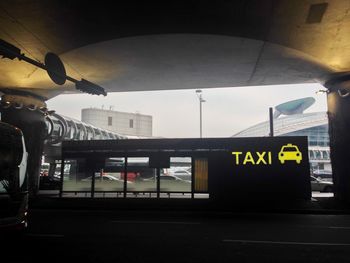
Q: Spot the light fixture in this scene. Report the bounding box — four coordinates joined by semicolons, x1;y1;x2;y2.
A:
195;89;206;138
315;89;328;94
76;79;107;96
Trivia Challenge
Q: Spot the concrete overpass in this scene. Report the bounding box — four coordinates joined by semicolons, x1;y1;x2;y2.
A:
1;0;348;98
0;0;350;201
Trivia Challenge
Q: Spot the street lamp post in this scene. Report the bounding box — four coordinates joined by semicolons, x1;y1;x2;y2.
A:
195;89;206;138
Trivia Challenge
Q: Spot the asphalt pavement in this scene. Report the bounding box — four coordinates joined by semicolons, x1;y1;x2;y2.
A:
2;209;350;263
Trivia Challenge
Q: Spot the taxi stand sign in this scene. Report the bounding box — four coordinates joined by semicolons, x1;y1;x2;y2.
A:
231;143;303;166
278;143;302;164
209;136;311;202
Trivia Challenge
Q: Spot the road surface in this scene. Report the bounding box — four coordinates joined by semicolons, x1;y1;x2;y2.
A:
2;209;350;262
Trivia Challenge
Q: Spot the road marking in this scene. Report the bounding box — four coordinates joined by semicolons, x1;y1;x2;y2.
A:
111;220;200;225
27;234;64;238
329;226;350;230
223;239;350;246
294;225;350;230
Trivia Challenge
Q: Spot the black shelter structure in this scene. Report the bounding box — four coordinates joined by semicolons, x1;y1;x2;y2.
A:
61;137;311;205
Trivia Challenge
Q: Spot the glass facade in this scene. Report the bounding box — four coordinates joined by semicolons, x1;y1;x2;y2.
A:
234;112;327;138
283;124;329;147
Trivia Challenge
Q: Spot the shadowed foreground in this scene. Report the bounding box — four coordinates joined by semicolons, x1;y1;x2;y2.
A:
2;208;350;263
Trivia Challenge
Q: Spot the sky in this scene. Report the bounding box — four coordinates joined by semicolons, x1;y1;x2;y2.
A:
46;83;328;138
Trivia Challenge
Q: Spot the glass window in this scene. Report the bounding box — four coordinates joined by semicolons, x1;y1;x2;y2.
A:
161;157;191;192
315;151;321;159
62;159;91;192
283;124;329;147
129;119;134;128
94;158;125;192
126;157;156;192
108;116;112;126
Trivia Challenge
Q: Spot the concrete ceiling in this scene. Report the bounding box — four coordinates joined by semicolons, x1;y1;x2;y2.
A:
0;0;349;100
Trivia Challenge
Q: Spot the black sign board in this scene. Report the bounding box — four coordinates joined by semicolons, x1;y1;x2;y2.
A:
209;136;311;201
62;136;311;202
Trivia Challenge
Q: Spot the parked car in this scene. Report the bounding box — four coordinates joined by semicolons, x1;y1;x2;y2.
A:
160;175;191;183
313;170;333;182
142;174;191;183
310;176;333;192
168;169;191;181
120;172;140;182
82;174;130;183
95;174;120;181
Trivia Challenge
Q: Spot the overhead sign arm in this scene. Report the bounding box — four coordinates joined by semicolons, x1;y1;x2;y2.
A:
0;39;107;96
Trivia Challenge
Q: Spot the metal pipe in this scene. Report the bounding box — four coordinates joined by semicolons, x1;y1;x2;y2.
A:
269;107;274;137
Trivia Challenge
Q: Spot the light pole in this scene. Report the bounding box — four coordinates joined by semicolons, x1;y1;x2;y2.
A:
195;89;206;138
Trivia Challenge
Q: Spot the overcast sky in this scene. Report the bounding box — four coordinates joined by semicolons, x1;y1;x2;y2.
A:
47;83;328;138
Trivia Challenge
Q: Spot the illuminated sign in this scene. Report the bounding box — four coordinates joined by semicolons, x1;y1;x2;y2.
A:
232;143;303;166
232;151;272;165
208;137;311;201
278;144;302;164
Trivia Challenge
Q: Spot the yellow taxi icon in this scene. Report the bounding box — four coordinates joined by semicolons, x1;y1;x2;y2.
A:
278;143;302;164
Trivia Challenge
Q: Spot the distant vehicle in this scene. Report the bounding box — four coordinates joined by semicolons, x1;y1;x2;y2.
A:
82;174;132;184
82;174;119;181
0;122;28;231
142;174;190;183
313;170;333;182
278;144;302;164
310;176;333;192
160;175;191;183
168;169;191;181
120;172;140;182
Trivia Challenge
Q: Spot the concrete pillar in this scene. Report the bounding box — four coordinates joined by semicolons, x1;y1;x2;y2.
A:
325;74;350;202
1;94;48;196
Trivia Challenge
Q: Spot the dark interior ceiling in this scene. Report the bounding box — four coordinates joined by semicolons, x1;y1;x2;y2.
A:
1;0;350;99
0;0;275;55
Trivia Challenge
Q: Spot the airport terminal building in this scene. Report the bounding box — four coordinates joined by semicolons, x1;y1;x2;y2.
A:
233;98;331;173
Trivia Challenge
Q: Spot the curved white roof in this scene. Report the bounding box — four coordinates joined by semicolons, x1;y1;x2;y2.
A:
233;112;328;137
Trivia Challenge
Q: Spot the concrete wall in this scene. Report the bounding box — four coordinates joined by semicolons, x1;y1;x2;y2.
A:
81;108;152;137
